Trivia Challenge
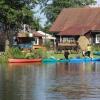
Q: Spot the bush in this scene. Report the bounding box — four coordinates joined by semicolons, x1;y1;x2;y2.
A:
0;47;48;63
44;41;53;50
7;47;26;59
92;44;100;51
0;52;8;63
33;48;43;58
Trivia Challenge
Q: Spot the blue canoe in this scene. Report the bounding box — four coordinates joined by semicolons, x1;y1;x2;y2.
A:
93;51;100;55
42;58;100;63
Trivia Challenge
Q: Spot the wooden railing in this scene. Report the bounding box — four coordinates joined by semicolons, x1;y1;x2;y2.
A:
58;43;77;46
57;42;79;51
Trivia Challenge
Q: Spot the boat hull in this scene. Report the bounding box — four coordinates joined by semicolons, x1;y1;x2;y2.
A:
42;58;100;63
8;58;42;63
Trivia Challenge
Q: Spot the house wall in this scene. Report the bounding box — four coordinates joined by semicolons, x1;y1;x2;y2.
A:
96;34;100;43
34;37;39;45
17;37;34;49
55;35;79;51
39;37;42;45
33;37;42;45
85;32;100;44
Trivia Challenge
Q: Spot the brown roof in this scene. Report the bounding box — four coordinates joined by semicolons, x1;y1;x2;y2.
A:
59;24;92;35
49;7;100;35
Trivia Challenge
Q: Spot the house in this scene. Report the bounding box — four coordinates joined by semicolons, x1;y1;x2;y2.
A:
37;31;56;47
49;7;100;50
15;31;44;50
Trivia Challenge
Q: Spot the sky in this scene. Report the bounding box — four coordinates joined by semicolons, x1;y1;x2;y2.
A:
97;0;100;5
35;0;100;27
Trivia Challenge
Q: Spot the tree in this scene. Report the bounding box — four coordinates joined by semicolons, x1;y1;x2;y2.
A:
42;22;52;34
31;17;42;31
0;0;40;49
40;0;96;24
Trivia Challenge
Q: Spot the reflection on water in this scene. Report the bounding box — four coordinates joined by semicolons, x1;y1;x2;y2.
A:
0;62;100;100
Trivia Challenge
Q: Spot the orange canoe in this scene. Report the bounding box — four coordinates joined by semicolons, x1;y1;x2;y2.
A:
8;58;42;63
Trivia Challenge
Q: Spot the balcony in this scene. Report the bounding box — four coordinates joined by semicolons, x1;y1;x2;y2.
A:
57;41;78;51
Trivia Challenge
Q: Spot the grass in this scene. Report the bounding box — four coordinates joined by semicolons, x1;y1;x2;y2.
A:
52;53;80;59
47;51;100;59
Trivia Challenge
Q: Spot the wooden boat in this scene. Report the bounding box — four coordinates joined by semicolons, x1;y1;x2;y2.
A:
8;58;42;63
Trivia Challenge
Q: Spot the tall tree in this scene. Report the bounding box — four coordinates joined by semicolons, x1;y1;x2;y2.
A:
0;0;39;48
40;0;96;24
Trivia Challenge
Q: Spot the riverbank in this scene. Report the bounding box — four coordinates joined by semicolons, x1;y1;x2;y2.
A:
46;51;100;59
0;50;100;63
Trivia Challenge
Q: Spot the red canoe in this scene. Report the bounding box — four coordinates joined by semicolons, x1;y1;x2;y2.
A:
8;58;42;63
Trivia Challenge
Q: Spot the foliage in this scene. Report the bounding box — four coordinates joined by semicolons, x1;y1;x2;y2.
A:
44;40;53;50
40;0;96;24
92;44;100;51
7;47;26;58
7;47;47;59
0;47;47;63
42;23;52;33
34;48;44;58
0;0;36;28
31;17;42;31
0;0;41;46
0;53;8;63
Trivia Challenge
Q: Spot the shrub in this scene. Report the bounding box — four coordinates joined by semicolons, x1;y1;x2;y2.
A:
92;44;100;51
44;41;53;50
0;53;8;63
7;47;26;59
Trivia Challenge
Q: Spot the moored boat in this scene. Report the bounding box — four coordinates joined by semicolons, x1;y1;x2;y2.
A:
93;51;100;55
8;58;42;63
42;58;100;63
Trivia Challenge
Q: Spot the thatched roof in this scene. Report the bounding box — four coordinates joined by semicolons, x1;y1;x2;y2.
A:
50;7;100;35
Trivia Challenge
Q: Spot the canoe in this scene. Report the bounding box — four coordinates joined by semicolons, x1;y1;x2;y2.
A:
43;58;58;62
42;58;100;63
68;58;100;63
93;51;100;55
8;58;42;63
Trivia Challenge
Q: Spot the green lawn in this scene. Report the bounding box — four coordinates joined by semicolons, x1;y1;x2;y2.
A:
47;51;100;59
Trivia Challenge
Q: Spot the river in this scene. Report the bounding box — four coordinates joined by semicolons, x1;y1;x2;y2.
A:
0;62;100;100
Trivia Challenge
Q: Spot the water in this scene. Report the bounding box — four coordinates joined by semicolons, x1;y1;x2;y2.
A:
0;62;100;100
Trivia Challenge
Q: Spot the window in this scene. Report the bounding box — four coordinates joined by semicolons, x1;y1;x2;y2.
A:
63;37;75;43
34;38;39;45
96;34;100;43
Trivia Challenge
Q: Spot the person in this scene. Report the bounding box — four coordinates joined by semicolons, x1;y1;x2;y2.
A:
82;49;86;57
64;50;69;59
85;44;92;58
